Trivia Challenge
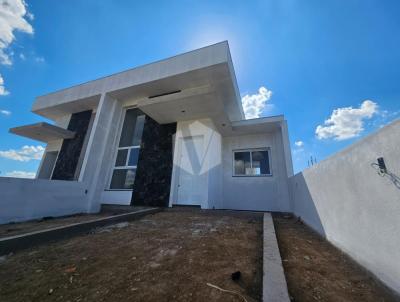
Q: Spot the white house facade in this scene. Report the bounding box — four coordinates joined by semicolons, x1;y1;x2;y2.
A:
8;41;293;217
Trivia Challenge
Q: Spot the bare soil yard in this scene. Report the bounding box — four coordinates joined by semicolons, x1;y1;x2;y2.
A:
0;206;149;239
0;214;109;239
273;214;400;302
0;208;263;302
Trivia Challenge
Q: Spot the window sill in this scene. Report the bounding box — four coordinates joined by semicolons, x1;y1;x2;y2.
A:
232;174;273;177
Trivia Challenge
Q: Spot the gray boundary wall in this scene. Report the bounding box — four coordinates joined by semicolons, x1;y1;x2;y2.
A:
0;178;89;224
289;119;400;294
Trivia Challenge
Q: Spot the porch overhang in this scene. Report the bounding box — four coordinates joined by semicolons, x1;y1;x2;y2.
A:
9;122;75;142
133;61;237;133
32;41;244;123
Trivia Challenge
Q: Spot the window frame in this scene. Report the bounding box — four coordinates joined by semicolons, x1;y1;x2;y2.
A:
232;148;272;177
107;106;144;191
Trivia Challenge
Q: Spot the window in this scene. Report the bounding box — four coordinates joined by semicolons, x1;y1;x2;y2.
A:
233;149;271;176
109;108;145;190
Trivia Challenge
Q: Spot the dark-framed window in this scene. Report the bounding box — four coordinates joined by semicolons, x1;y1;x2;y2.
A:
109;108;145;190
233;149;271;176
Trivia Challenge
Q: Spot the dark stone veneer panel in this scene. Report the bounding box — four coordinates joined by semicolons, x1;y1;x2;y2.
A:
132;116;176;207
52;110;93;181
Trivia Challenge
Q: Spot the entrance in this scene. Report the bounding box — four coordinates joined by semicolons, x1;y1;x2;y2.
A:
176;135;206;206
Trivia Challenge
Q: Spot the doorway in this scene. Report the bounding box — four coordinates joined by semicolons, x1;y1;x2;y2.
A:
176;135;207;206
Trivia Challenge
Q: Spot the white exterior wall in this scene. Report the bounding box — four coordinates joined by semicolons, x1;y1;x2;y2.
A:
169;118;222;209
207;129;223;209
169;119;292;211
0;177;88;224
289;119;400;294
100;191;132;205
222;130;291;212
0;94;133;224
281;120;294;178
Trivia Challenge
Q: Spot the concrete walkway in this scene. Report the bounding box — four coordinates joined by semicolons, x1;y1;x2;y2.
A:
263;213;290;302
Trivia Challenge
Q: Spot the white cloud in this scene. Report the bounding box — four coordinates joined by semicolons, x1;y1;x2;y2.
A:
19;52;25;60
26;11;34;21
374;109;400;128
0;145;44;162
0;0;33;65
0;109;11;115
294;141;304;147
0;73;9;95
34;56;44;63
316;100;378;140
3;170;35;178
241;86;272;119
0;0;33;95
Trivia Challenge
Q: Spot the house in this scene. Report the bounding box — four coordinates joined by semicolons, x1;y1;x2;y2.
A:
8;41;293;215
5;41;400;296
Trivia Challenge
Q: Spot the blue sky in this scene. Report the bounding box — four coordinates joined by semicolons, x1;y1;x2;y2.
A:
0;0;399;177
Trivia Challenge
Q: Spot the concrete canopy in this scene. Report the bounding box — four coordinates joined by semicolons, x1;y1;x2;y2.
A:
9;122;75;142
228;115;284;135
32;41;244;128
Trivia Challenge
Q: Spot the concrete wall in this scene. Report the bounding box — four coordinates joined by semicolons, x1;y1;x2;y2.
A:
290;119;400;293
0;177;88;224
222;130;291;212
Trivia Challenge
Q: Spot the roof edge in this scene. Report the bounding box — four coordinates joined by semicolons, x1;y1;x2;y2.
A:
36;41;230;99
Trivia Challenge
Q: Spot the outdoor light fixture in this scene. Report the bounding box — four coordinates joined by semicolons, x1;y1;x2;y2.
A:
377;157;387;174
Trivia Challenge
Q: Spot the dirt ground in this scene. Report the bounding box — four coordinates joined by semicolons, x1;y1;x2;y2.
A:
0;207;148;239
0;214;109;239
273;214;400;302
0;208;263;302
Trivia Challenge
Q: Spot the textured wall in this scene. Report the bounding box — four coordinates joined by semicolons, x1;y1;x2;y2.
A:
290;119;400;294
52;110;93;180
132;116;176;207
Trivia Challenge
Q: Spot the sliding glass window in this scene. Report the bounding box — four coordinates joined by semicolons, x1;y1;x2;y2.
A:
233;149;271;176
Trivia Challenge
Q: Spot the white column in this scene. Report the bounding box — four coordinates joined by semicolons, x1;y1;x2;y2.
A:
79;93;123;213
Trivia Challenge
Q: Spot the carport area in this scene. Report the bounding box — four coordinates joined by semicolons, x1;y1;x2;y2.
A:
0;208;263;302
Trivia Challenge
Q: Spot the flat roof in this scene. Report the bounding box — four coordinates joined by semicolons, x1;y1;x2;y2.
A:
33;41;244;121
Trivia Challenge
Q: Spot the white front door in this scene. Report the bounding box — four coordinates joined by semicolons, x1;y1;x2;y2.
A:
176;136;206;206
